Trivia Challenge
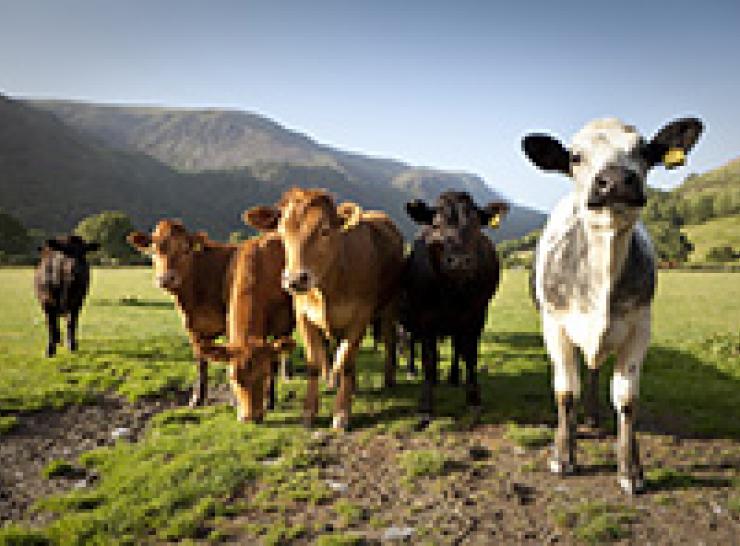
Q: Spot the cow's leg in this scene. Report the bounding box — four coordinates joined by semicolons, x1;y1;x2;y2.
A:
405;334;417;378
230;365;252;422
66;306;80;352
448;338;461;386
266;360;277;411
613;318;650;494
381;312;397;388
297;315;325;427
461;334;482;412
188;359;209;408
44;306;60;357
583;362;600;430
419;336;438;423
332;326;365;430
543;316;579;475
324;337;339;389
279;352;293;380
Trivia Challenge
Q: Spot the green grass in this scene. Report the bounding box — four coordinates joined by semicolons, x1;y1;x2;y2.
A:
552;502;639;544
684;215;740;264
0;415;18;435
1;267;739;542
503;422;553;449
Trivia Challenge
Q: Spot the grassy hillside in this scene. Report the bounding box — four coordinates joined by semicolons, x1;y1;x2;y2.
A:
28;98;545;241
676;157;740;197
684;215;740;263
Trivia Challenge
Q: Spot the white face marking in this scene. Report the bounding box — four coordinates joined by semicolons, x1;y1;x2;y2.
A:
569;119;647;228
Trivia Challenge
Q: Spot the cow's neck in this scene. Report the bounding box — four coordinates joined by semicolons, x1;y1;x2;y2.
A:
583;220;634;309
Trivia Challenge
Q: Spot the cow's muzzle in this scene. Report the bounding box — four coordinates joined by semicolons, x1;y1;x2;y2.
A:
156;271;180;291
587;166;646;210
443;253;475;271
282;269;313;294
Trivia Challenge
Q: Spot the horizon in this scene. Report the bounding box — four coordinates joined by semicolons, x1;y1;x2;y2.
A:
2;0;740;211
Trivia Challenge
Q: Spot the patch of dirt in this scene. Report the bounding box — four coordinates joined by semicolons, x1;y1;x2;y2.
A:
0;385;233;524
221;423;740;545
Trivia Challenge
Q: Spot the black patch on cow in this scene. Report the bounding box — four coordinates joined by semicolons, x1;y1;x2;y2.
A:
541;222;655;313
542;220;592;310
610;230;656;313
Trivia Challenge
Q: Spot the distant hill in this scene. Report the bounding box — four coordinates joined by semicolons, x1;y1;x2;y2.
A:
1;95;545;240
674;156;740;197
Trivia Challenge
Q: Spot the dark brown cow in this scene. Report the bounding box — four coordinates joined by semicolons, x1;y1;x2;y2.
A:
199;232;295;422
245;188;404;430
35;235;99;357
128;220;236;407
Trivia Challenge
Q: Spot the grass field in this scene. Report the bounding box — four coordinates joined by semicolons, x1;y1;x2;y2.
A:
0;267;739;544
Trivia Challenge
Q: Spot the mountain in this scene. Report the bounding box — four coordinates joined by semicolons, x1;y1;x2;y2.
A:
1;95;545;240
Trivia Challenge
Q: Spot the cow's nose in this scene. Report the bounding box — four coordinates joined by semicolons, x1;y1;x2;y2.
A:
156;272;178;290
282;270;311;293
588;166;645;209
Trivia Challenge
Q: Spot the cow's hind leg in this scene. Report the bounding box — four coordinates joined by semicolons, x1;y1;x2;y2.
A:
44;306;60;357
613;315;650;494
189;359;209;407
380;311;397;388
583;360;600;430
66;306;80;352
266;360;277;411
543;316;579;475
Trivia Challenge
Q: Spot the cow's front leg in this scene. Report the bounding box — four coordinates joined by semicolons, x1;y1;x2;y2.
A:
461;334;481;411
44;306;60;357
189;359;209;408
543;316;579;475
419;336;438;424
266;360;277;411
332;326;364;430
583;365;600;430
297;315;324;427
613;316;650;494
448;338;461;385
66;306;80;352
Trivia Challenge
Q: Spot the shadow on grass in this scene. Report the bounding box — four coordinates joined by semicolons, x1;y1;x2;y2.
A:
92;298;175;309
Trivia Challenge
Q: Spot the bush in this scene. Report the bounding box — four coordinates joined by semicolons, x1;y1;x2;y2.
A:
705;245;737;262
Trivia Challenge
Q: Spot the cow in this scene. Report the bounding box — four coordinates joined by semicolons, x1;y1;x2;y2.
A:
522;117;703;494
197;232;295;423
127;220;237;407
400;191;508;422
244;188;404;430
34;235;100;357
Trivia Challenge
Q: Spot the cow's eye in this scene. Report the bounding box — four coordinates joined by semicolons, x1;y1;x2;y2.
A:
319;226;331;237
571;152;583;166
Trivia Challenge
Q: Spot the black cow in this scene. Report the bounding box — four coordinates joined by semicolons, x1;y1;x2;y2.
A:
34;235;99;357
400;191;508;421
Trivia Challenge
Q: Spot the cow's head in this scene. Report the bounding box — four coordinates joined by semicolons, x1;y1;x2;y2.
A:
244;188;348;294
407;191;508;279
43;235;100;260
522;117;703;229
200;336;295;421
127;220;208;292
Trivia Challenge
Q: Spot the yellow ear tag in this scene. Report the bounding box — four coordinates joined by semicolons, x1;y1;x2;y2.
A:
489;214;501;228
663;147;685;169
192;242;203;252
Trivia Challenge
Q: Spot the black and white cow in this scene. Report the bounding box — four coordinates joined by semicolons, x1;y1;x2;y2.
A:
34;235;100;357
522;117;703;494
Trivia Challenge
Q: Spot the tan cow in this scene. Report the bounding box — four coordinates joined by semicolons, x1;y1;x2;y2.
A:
199;233;295;422
245;188;405;430
128;220;236;407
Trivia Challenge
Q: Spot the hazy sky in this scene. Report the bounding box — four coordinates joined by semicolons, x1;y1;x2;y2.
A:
2;0;739;211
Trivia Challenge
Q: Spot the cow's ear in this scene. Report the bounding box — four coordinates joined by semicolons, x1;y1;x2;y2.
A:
189;231;208;252
270;337;296;354
406;200;435;225
522;134;570;175
478;201;510;229
127;231;151;251
45;239;65;252
644;117;704;170
84;242;101;253
243;206;280;231
337;202;362;230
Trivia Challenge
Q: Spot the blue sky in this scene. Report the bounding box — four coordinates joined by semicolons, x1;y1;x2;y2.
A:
2;0;739;211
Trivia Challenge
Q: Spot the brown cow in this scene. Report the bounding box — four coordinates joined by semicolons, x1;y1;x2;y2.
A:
128;220;236;407
199;233;295;422
245;188;404;430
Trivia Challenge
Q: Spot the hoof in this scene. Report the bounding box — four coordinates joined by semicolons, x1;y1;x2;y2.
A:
302;414;315;429
549;458;576;476
448;374;460;386
188;394;205;408
416;413;432;430
332;412;349;431
45;347;56;358
67;340;78;352
468;405;483;423
618;476;645;495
